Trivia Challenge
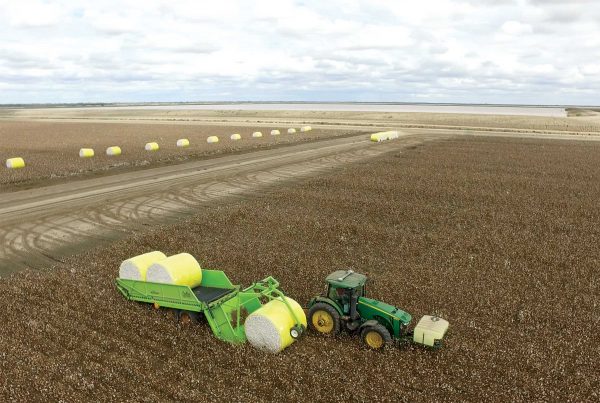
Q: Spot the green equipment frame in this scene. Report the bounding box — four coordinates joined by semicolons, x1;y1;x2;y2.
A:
116;269;305;345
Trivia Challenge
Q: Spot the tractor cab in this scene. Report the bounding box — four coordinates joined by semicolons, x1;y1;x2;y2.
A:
324;270;367;315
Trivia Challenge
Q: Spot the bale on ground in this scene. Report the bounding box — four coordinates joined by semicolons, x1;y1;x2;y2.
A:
252;132;263;138
146;253;202;288
118;251;167;281
300;126;312;132
106;146;122;156
207;136;219;144
145;142;159;151
230;133;241;141
370;131;400;142
287;128;296;134
270;130;280;136
6;157;25;169
244;297;307;353
176;139;190;147
79;148;94;158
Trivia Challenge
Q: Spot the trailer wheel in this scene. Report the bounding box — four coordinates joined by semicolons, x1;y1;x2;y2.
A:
361;324;392;350
178;310;200;325
308;303;340;336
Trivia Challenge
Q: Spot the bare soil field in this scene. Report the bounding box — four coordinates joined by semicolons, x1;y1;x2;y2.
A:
3;107;600;134
0;120;351;191
1;136;598;402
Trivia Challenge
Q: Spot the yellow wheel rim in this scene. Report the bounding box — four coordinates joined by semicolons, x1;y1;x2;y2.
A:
153;302;160;310
365;331;384;349
312;310;334;333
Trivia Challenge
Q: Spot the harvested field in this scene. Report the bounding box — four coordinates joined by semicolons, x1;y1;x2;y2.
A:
4;107;600;134
1;136;599;401
0;120;348;191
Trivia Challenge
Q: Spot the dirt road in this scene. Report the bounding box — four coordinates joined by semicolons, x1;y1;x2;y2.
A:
0;132;444;275
2;127;599;276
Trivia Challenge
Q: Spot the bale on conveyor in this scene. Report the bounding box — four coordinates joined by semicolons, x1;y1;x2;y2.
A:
6;157;25;169
176;139;190;147
287;128;296;134
207;136;219;144
79;148;95;158
270;130;280;136
244;297;307;353
106;146;122;156
252;132;263;138
230;133;241;140
119;251;167;281
145;142;159;151
146;253;202;288
300;126;312;132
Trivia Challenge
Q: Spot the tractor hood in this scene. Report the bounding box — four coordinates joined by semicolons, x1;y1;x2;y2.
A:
358;297;412;324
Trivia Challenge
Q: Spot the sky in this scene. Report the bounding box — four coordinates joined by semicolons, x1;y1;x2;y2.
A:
0;0;599;105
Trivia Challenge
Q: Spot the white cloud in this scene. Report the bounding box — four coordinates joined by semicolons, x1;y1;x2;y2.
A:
0;0;598;104
501;20;534;35
2;0;64;27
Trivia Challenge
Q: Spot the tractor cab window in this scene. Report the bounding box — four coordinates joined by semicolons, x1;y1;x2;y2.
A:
327;285;341;301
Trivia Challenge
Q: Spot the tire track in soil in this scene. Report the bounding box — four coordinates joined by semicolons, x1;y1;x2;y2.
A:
0;133;449;275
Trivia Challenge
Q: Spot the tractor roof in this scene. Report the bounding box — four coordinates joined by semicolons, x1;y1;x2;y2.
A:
326;270;367;288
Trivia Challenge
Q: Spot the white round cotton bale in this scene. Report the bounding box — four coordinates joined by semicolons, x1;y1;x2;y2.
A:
252;132;263;138
245;297;307;353
230;133;241;140
145;142;159;151
106;146;122;156
79;148;95;158
176;139;190;147
6;157;25;169
287;128;296;134
207;136;219;144
146;253;202;288
270;130;280;136
300;126;312;132
119;251;167;281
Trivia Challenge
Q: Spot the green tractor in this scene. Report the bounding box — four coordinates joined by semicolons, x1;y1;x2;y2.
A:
307;270;449;349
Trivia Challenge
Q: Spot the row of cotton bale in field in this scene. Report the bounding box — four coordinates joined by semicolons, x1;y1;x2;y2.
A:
3;127;316;169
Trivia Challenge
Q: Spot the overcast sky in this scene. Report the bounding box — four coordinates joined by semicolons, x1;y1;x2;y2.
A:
1;0;599;105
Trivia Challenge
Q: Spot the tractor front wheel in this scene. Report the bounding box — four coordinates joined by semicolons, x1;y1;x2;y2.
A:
308;303;341;336
361;324;392;350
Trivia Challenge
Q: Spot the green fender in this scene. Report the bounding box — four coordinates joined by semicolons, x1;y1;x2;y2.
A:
307;296;343;316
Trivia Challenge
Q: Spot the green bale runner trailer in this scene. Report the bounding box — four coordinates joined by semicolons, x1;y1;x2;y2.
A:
307;270;449;349
116;270;305;345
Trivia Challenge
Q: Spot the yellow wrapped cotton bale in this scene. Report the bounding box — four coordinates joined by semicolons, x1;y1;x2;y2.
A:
6;157;25;169
79;148;95;158
230;133;241;141
176;139;190;147
207;136;219;144
300;126;312;132
270;130;280;136
370;131;400;142
145;142;159;151
245;297;307;353
146;253;202;288
252;131;263;138
287;128;296;134
119;251;167;281
106;146;122;156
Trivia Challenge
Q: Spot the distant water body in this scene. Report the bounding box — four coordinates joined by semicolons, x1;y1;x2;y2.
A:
113;103;566;117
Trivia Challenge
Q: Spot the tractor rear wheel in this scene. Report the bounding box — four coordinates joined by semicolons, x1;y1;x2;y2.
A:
361;324;392;350
308;303;341;336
